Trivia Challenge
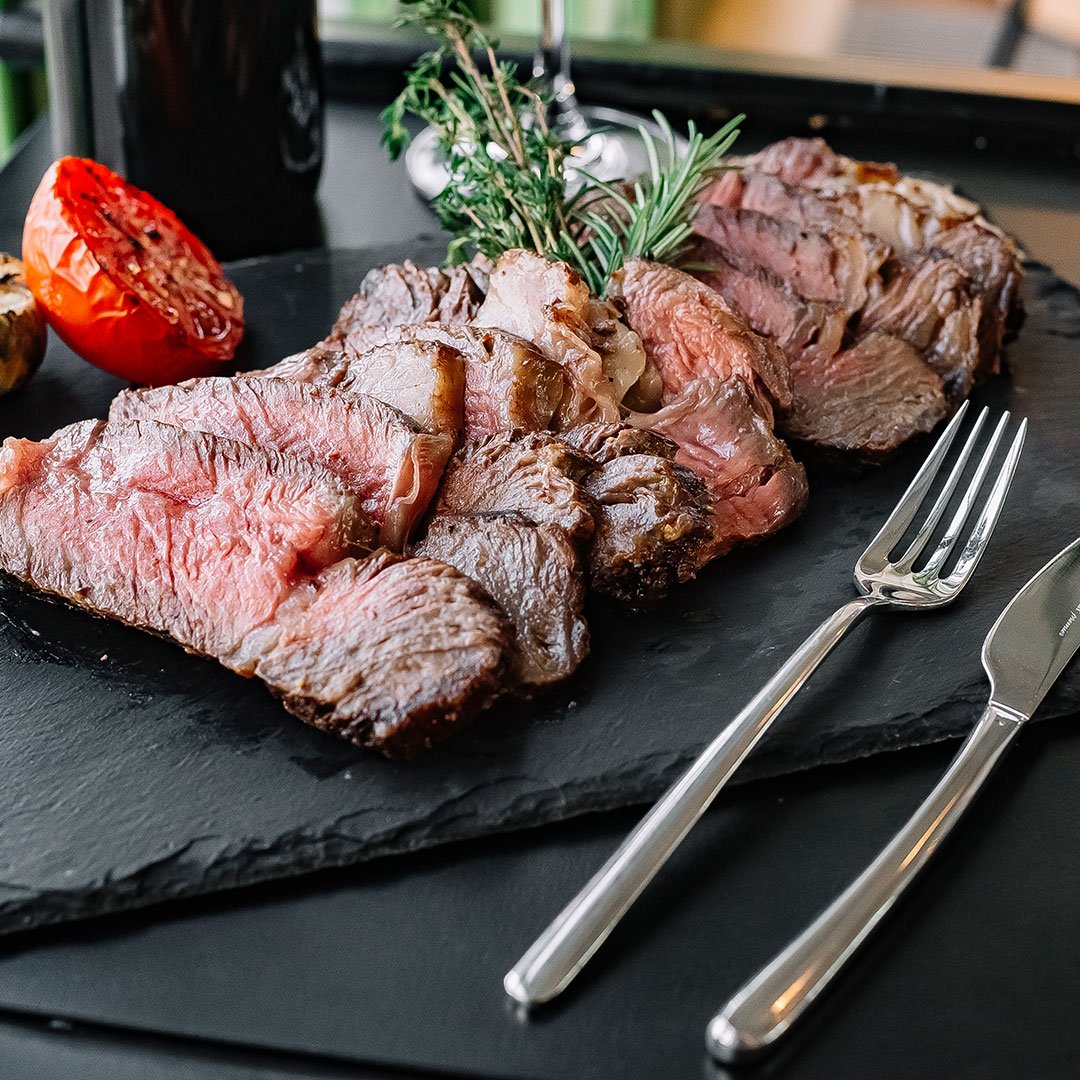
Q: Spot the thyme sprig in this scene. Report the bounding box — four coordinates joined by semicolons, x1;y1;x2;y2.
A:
381;0;742;295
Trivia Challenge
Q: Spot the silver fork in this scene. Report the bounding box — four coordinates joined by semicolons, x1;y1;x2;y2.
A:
504;401;1027;1007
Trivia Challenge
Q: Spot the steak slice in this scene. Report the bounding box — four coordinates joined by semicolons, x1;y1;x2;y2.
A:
322;260;485;355
242;552;511;758
689;239;849;365
413;512;589;688
0;420;510;758
475;249;622;430
436;431;595;545
561;421;678;463
857;253;983;403
735;136;900;186
784;331;946;459
613;258;792;416
251;339;465;440
692;204;888;312
0;419;371;656
109;377;452;550
617;259;806;555
386;324;564;440
584;452;714;608
707;166;1021;365
633;380;808;557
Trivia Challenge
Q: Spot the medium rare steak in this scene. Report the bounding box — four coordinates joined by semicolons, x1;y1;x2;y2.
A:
707;160;1022;364
689;240;849;365
690;237;974;432
413;512;589;688
436;431;596;544
323;259;485;355
243;553;511;758
435;428;714;607
109;377;452;549
632;380;808;555
475;249;623;429
784;331;946;458
251;339;465;440
614;258;792;417
0;419;371;655
584;453;713;608
0;420;511;758
616;260;807;551
693;204;888;312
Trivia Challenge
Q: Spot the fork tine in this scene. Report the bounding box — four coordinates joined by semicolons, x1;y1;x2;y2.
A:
920;411;1011;580
892;406;989;572
943;418;1027;588
859;400;970;567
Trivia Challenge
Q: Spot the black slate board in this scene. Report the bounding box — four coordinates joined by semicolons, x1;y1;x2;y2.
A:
0;241;1076;935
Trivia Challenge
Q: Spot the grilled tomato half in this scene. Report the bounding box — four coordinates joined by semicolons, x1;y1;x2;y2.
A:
22;157;243;384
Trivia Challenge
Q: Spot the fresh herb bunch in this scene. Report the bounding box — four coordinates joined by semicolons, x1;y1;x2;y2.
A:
382;0;589;273
381;0;743;295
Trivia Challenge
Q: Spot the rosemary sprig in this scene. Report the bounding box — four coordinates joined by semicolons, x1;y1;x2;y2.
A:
578;112;744;292
381;0;743;296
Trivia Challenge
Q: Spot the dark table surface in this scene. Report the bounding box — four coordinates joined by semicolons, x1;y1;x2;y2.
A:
2;100;1080;1080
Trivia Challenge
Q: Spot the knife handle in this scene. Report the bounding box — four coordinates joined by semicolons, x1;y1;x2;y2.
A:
504;596;874;1007
707;702;1023;1064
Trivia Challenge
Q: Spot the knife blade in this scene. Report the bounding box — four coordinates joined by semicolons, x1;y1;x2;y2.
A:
708;535;1080;1064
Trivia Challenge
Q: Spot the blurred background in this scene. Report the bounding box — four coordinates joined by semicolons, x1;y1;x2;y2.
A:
1;0;1078;163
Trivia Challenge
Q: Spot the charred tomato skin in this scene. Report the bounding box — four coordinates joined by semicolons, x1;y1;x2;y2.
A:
22;157;243;385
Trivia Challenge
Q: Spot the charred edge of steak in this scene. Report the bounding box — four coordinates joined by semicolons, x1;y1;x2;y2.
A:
412;511;590;691
584;454;715;610
269;555;513;760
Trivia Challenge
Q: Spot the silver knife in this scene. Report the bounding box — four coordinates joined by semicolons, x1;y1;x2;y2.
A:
708;534;1080;1064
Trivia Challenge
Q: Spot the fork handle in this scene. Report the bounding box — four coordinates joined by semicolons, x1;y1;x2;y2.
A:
707;702;1023;1064
504;596;875;1007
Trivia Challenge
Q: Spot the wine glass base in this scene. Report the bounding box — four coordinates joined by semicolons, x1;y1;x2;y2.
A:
404;105;689;201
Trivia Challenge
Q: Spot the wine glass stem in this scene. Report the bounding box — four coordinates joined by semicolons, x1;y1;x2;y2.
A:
535;0;586;135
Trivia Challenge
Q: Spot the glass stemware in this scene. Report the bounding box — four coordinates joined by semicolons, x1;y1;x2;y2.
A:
404;0;682;200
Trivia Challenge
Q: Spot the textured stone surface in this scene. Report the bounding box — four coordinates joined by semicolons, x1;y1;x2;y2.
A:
0;243;1075;936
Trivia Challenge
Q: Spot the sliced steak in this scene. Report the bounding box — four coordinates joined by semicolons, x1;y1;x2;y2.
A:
0;419;371;654
323;260;484;355
475;249;622;430
613;258;792;416
251;339;465;440
0;420;510;758
435;431;595;544
413;513;588;688
784;331;946;459
689;239;848;365
244;344;345;381
561;421;678;463
109;377;451;550
692;204;888;312
584;452;714;608
857;253;983;402
707;165;1021;363
243;553;511;758
391;324;564;440
617;259;806;554
735;136;900;186
934;222;1024;361
632;380;808;556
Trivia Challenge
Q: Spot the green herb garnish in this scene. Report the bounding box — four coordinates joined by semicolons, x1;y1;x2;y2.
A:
381;0;743;296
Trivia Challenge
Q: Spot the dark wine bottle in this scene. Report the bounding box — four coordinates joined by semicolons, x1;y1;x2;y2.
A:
115;0;325;259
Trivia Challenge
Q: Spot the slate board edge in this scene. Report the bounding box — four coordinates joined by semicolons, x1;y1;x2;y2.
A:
2;670;1070;939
